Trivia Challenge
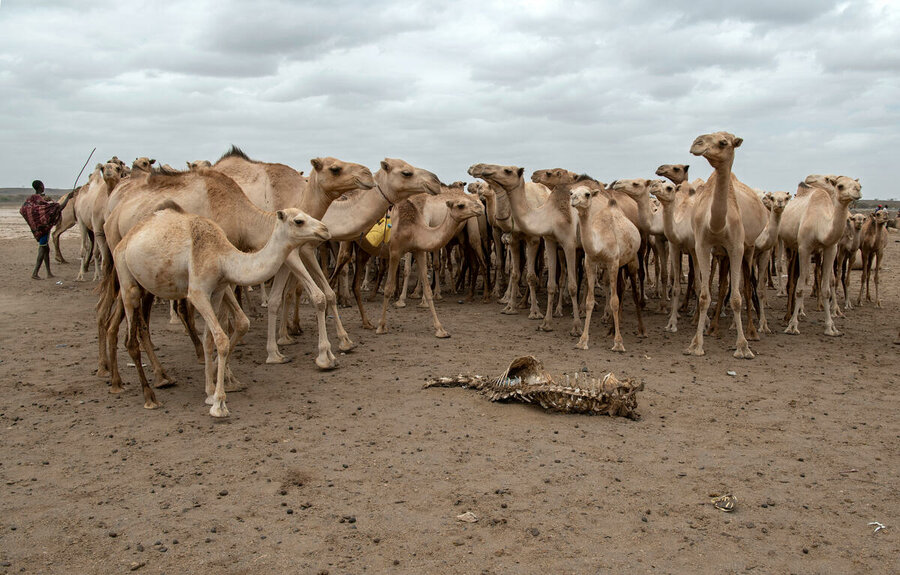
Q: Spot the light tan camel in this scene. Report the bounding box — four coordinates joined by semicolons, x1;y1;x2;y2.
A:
213;147;375;366
100;167;324;385
779;176;861;335
114;205;329;417
376;196;484;337
685;132;768;358
856;209;889;308
74;161;124;281
570;185;643;351
649;180;697;332
472;178;548;310
608;178;659;306
656;164;690;186
753;191;790;333
835;213;867;311
468;164;582;334
51;189;79;263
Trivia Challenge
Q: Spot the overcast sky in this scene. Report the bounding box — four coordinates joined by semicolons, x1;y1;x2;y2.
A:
1;0;898;198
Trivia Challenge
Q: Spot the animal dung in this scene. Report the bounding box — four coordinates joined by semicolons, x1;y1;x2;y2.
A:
424;355;643;419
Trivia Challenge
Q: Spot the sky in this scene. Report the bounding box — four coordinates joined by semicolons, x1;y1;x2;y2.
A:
1;0;899;198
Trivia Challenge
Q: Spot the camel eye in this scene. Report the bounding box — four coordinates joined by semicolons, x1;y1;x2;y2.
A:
504;169;512;174
838;184;844;190
457;203;464;209
294;218;305;226
329;166;342;175
402;170;413;177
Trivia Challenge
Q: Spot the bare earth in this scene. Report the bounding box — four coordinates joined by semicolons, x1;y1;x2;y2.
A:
1;228;898;574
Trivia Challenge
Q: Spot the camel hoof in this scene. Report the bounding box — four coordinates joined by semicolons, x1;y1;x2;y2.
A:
362;322;375;330
553;310;564;318
394;301;407;308
154;377;177;389
664;324;677;333
96;367;110;378
611;343;626;353
575;341;589;350
538;323;554;332
225;381;247;393
824;328;843;337
434;294;443;301
339;339;356;352
683;346;704;356
875;302;883;309
747;332;760;342
528;311;544;320
500;307;517;315
109;385;124;394
568;328;581;338
434;330;450;339
277;335;296;346
759;325;772;334
144;401;161;410
266;353;290;364
209;402;229;418
734;347;755;359
417;302;429;309
376;326;388;335
783;326;800;335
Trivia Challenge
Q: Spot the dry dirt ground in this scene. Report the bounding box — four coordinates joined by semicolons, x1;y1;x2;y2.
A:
1;227;898;574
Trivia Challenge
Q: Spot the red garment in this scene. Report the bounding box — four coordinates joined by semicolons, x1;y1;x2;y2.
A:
19;194;62;240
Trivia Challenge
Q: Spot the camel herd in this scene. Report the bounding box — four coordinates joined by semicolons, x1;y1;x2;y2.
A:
49;131;892;418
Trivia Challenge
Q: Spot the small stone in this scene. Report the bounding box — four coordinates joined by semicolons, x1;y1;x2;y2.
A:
108;531;118;538
528;527;540;537
802;548;809;554
136;543;144;552
129;562;145;571
219;490;228;497
286;509;293;515
641;516;648;523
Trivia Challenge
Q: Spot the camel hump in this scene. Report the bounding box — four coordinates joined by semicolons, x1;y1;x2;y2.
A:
154;199;184;214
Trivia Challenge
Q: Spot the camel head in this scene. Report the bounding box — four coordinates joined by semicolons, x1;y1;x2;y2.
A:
648;180;677;204
850;213;867;230
804;174;840;194
310;157;375;200
107;156;126;169
468;163;524;192
101;161;124;189
690;132;742;167
769;191;790;214
467;181;491;201
871;209;890;226
531;168;578;188
375;158;441;202
187;160;212;171
655;164;690;185
568;185;600;211
276;207;331;245
830;176;862;205
133;157;156;173
445;195;484;222
607;178;651;200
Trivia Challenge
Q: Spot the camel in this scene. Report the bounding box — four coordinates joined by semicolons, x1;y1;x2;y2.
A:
779;175;862;335
114;205;329;417
213;147;375;366
570;185;643;351
835;213;867;310
684;132;768;358
471;178;549;312
468;164;582;334
608;179;659;305
50;189;79;263
73;161;124;281
649;180;697;332
187;160;212;170
753;191;790;333
376;195;484;337
856;209;889;308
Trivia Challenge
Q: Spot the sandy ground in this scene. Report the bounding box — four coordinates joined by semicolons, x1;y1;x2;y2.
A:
0;226;898;574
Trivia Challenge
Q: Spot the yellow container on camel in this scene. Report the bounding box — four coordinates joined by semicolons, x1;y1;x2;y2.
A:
365;215;391;246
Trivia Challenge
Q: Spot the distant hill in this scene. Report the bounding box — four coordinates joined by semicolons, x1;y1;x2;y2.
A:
0;187;69;203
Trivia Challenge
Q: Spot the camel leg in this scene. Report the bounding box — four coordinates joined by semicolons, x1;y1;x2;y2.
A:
821;245;842;336
138;293;175;388
106;298;126;393
413;249;450;338
376;252;402;335
418;253;433;309
540;240;559;331
525;238;543;319
297;245;354;352
840;255;852;311
708;256;729;337
874;251;883;308
173;300;204;364
76;224;92;281
191;290;231;417
285;251;337;368
666;247;683;332
575;257;596;350
51;220;74;264
609;265;625;352
727;247;753;358
432;249;444;301
221;289;251;392
757;250;772;334
121;287;159;410
685;243;712;356
264;267;292;364
627;261;645;338
397;252;412;308
856;251;869;307
168;300;179;324
353;249;376;329
563;247;581;336
492;228;506;301
785;247;810;335
742;255;759;341
502;237;522;314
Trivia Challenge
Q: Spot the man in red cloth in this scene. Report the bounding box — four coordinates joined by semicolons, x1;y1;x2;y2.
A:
20;180;72;279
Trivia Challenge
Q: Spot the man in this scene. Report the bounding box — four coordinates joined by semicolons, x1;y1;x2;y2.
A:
19;180;72;279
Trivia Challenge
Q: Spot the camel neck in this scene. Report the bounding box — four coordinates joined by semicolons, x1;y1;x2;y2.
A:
824;195;853;246
575;206;596;254
303;172;336;219
322;187;390;240
417;210;464;253
710;162;733;233
222;224;294;288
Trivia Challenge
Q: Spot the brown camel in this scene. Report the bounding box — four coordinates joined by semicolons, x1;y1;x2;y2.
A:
649;180;697;332
74;161;124;281
835;213;867;311
376;196;484;337
753;191;790;333
684;132;768;358
569;185;643;352
856;209;889;308
780;176;861;335
114;205;329;417
213;147;375;366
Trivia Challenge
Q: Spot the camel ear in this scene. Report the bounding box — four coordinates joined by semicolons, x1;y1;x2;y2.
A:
95;163;103;170
517;167;524;178
445;200;455;208
276;210;286;221
590;189;600;197
733;138;743;148
855;178;859;183
825;176;838;186
298;171;304;176
684;164;689;171
310;158;323;171
380;160;391;173
186;161;191;168
150;159;156;165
